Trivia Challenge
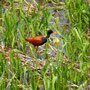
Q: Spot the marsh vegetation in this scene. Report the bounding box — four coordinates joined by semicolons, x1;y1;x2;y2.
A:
0;0;89;89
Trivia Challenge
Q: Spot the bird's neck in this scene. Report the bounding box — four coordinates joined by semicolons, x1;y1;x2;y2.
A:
40;34;50;45
46;34;50;39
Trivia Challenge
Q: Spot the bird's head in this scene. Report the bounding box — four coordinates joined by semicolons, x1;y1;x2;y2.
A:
47;30;57;35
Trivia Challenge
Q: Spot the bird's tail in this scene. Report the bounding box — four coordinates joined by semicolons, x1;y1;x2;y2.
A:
25;38;31;42
25;38;29;42
25;38;28;41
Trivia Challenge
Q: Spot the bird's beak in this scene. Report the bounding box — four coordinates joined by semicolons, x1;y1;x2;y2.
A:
52;31;57;34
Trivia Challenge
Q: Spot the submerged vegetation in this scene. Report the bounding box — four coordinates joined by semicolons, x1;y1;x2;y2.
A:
0;0;89;89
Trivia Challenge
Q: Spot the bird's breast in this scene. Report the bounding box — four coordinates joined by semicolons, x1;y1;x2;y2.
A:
40;37;47;45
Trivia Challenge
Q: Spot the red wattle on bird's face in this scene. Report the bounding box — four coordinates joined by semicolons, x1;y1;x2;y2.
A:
52;31;57;34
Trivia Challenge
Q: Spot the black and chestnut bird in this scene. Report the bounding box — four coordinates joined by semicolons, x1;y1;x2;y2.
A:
25;30;57;46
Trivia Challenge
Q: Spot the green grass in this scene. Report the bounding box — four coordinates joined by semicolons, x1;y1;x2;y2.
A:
0;0;89;89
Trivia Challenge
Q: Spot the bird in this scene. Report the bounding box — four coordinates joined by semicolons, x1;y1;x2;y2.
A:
25;30;57;46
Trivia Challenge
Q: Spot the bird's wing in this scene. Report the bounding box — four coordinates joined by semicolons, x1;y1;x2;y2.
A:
32;36;42;45
25;36;42;46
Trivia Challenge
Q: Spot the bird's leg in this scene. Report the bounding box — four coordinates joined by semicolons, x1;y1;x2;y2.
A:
34;46;38;57
36;46;40;59
36;46;38;52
